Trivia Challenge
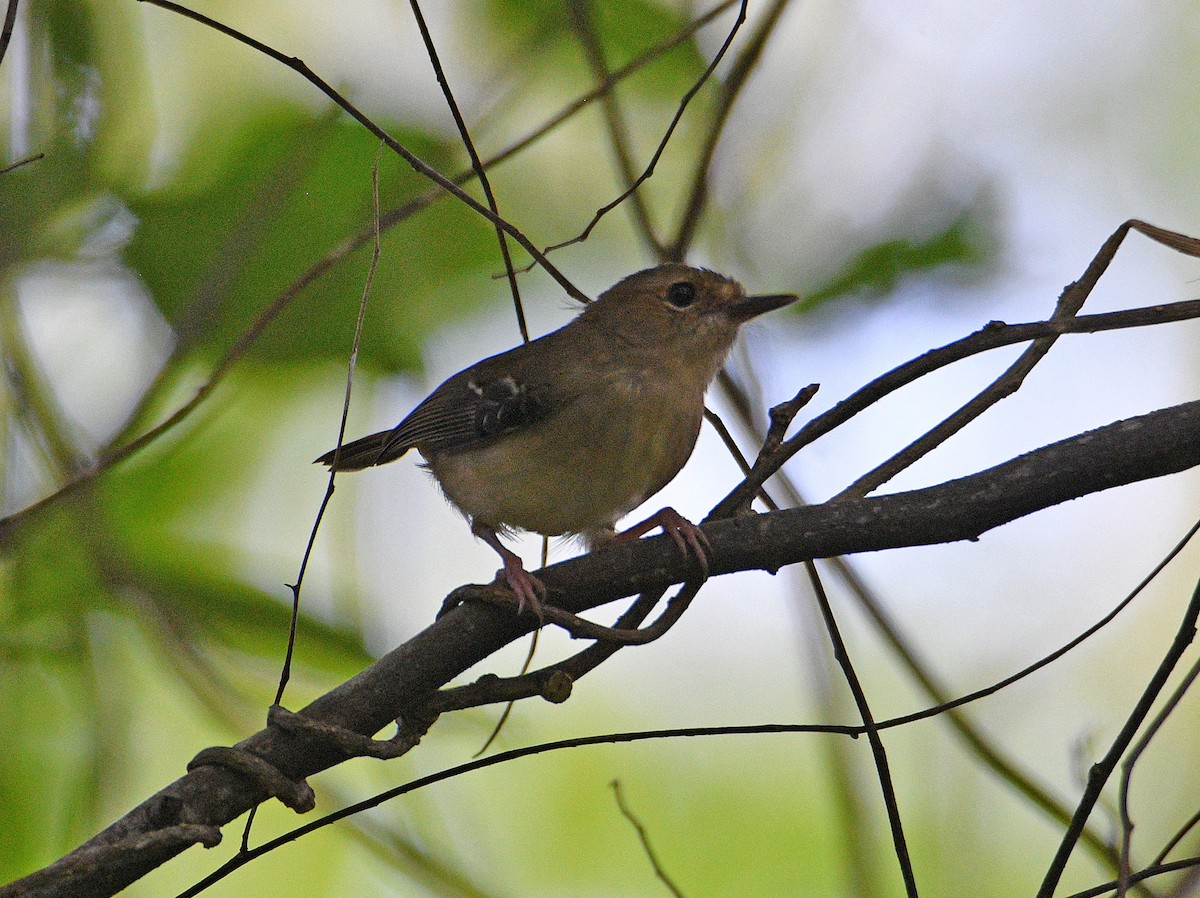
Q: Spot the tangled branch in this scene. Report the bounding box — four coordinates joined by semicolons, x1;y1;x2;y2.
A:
6;394;1200;898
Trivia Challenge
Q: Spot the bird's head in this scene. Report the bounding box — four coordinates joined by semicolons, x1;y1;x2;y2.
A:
580;264;798;376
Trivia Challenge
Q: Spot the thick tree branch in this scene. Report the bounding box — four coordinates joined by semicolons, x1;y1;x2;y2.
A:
7;398;1200;898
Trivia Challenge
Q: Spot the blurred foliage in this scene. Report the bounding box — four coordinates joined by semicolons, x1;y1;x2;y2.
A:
481;0;707;97
123;110;507;371
0;1;997;896
801;202;997;312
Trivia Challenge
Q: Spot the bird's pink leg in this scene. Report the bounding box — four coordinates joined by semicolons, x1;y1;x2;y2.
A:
472;521;547;619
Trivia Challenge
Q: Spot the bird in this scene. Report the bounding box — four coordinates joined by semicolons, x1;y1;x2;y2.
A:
317;264;798;618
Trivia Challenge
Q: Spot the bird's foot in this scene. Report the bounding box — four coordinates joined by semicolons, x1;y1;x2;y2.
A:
492;556;547;621
612;506;711;577
471;520;547;620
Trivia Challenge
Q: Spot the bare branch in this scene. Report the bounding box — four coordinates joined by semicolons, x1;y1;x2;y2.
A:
806;559;918;897
409;0;529;342
611;780;688;898
835;219;1200;499
711;293;1200;520
1037;574;1200;898
544;0;749;256
7;397;1200;898
0;151;42;175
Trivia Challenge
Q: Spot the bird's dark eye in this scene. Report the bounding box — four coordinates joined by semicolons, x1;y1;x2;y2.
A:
666;281;696;308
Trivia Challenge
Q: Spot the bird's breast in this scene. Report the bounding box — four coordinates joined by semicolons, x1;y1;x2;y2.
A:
427;372;706;539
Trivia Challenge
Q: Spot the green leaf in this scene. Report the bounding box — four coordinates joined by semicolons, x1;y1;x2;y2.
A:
3;505;106;627
146;560;376;679
0;136;95;270
46;0;97;78
801;204;997;311
94;364;375;674
479;0;708;97
122;108;504;373
589;0;709;84
0;651;99;878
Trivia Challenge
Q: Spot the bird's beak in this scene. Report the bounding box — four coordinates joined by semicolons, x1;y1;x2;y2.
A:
728;292;799;323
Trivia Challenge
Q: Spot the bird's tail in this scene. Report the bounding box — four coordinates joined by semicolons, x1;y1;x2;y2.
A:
315;430;410;471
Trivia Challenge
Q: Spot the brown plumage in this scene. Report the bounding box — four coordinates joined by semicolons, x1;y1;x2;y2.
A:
318;264;797;616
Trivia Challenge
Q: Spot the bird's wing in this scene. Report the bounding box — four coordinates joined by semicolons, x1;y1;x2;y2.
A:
382;353;565;458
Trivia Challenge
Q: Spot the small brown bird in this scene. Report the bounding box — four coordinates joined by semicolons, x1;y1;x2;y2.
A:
317;264;797;616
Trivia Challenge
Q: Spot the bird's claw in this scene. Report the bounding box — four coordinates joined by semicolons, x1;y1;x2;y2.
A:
494;560;547;622
613;506;710;577
473;520;547;621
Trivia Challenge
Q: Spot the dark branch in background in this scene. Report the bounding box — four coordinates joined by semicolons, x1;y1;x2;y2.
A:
806;557;918;898
1149;808;1200;881
0;0;18;72
567;0;664;256
1118;652;1200;895
543;0;748;255
7;397;1200;898
1063;857;1200;898
0;151;42;175
667;0;793;261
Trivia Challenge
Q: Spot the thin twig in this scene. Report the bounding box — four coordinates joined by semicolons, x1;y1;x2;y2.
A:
543;0;748;256
434;589;668;719
567;0;663;256
1151;808;1200;869
702;405;780;508
1037;574;1200;898
175;721;868;898
280;142;384;701
711;292;1200;520
1063;857;1200;898
234;142;388;854
451;580;703;646
836;219;1200;500
1117;652;1200;896
611;780;687;898
806;559;919;897
408;0;529;343
0;151;42;175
